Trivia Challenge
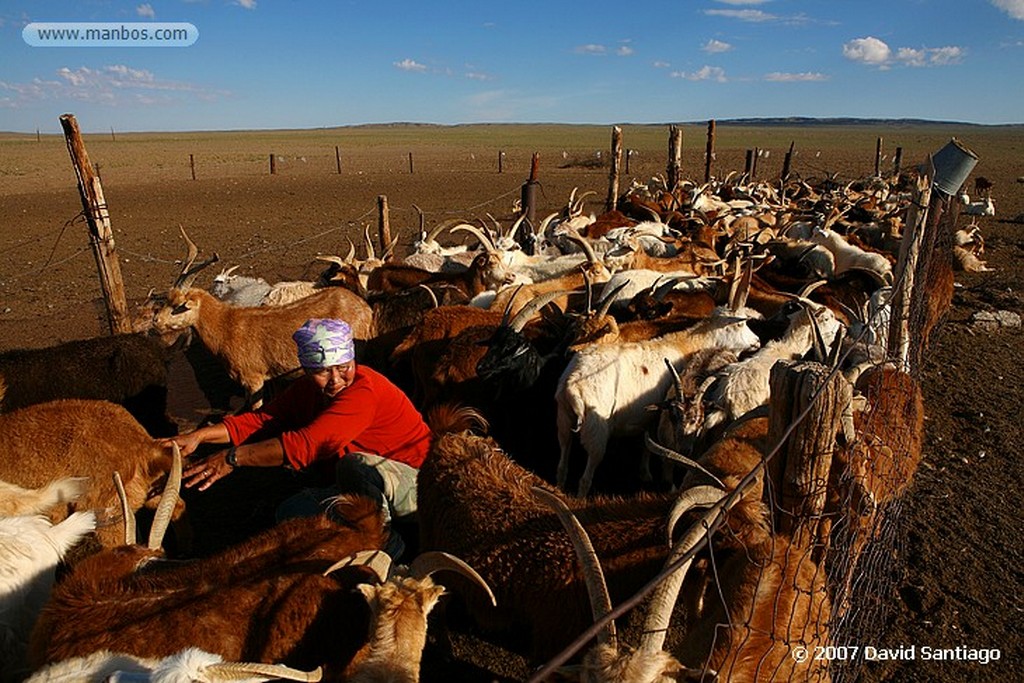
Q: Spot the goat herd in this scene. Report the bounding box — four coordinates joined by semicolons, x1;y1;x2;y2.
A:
1;166;969;682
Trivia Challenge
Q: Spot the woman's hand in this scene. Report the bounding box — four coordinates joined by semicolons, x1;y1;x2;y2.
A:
183;449;233;491
160;432;205;458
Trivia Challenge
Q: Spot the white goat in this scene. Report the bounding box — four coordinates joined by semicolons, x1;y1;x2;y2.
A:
25;647;322;683
810;227;893;285
208;266;272;307
0;476;89;517
700;301;844;436
960;193;995;217
555;312;761;496
1;512;96;682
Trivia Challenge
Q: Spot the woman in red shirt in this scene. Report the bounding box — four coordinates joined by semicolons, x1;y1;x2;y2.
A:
164;318;430;555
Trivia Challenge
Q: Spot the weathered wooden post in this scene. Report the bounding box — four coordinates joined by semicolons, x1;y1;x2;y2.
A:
781;140;795;181
521;152;540;228
269;153;276;175
751;147;760;179
704;120;715;183
874;136;883;177
408;152;414;174
498;150;505;173
59;113;131;335
767;360;853;551
189;154;196;181
377;195;392;257
110;126;116;142
36;128;41;143
606;126;623;212
667;125;683;191
744;149;754;177
335;146;342;174
624;148;632;174
893;147;903;176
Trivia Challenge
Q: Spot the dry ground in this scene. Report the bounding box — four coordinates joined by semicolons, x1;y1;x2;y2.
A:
1;123;1021;681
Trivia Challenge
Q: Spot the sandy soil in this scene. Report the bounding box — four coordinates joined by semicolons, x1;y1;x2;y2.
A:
1;124;1021;682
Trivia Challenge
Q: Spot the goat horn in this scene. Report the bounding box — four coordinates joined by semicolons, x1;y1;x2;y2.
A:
797;279;828;299
383;231;400;261
222;264;240;277
204;662;323;682
636;203;662;223
323;549;392;583
532;487;617;649
345;238;357;264
595;280;629;320
843;265;891;289
562;229;599;265
363;225;376;261
408;551;497;606
508;289;572;334
315;255;346;267
639;485;729;654
174;226;220;290
581;267;594;314
664;358;684;400
424;218;461;244
148;442;182;551
499;284;525;328
644;433;725;493
507;213;527;240
113;471;134;546
537;212;559;236
450;223;496;252
417;284;440;309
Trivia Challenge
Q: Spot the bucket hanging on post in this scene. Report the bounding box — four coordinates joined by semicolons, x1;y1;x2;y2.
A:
930;138;978;197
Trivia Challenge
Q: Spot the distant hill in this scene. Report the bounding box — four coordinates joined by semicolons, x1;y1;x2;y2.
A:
690;117;1021;128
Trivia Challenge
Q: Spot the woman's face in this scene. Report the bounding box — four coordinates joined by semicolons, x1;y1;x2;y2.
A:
306;361;356;398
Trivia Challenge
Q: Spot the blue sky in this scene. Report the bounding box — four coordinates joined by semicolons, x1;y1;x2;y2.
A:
2;1;1022;132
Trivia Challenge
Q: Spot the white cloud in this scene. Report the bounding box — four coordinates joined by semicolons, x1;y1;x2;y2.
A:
235;0;257;9
653;60;671;68
702;39;733;53
992;0;1024;20
845;37;965;68
843;36;891;65
136;4;155;19
671;66;727;82
713;0;770;4
0;65;228;109
705;9;775;21
394;59;427;72
575;44;607;55
764;71;829;82
465;71;492;81
616;45;634;56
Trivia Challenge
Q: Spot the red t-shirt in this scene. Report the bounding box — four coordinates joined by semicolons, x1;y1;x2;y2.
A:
222;365;431;471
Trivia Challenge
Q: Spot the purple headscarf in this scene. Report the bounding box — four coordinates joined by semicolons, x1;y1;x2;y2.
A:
293;318;355;369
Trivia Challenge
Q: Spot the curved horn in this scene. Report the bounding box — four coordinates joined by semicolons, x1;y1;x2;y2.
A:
314;255;346;267
843;265;892;288
221;265;240;278
507;212;527;240
174;226;220;290
147;442;182;551
323;549;393;583
450;223;497;252
507;289;573;334
532;487;617;649
416;283;440;309
537;212;560;236
499;284;525;328
797;279;829;299
644;433;725;492
664;358;684;400
344;238;357;264
113;471;135;546
203;662;323;682
562;229;599;265
640;485;729;654
424;218;461;244
595;280;629;320
408;551;497;606
363;225;376;261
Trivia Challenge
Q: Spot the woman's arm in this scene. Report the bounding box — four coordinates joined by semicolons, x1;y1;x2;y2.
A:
183;436;287;492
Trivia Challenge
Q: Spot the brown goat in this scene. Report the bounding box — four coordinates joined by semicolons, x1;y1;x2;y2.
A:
0;399;179;548
368;251;513;299
30;496;389;679
0;333;176;438
417;425;681;662
153;287;373;406
678;535;832;683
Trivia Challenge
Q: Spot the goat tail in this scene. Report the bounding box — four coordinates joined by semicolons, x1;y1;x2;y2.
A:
426;402;490;436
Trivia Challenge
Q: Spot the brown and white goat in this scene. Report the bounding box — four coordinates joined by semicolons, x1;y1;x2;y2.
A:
0;400;180;548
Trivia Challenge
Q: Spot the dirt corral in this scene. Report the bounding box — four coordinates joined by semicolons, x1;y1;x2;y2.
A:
0;123;1021;681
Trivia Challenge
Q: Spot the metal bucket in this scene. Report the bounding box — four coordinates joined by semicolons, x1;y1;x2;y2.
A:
931;138;978;196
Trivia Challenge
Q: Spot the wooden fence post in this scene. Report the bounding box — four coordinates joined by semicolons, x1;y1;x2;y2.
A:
874;136;883;177
408;152;414;174
336;146;342;174
781;140;795;181
189;154;196;181
606;126;623;212
269;154;276;175
377;195;392;257
521;152;540;229
893;147;903;176
704;120;715;182
767;360;853;552
744;149;754;177
667;125;683;191
59;113;131;335
498;150;504;173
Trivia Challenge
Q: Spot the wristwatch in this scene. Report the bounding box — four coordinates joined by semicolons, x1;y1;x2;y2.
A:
225;445;239;468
